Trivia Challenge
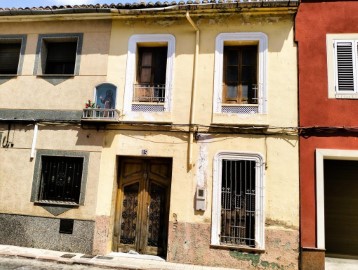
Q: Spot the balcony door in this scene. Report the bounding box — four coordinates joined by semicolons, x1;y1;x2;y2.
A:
114;157;172;256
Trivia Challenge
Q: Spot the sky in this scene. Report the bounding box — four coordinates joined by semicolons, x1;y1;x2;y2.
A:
0;0;138;8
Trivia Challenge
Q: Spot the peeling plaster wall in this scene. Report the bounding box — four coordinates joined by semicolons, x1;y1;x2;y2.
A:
167;221;299;269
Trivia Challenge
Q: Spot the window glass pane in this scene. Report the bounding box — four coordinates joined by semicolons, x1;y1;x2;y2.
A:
226;66;239;83
241;85;249;101
0;43;21;74
227;50;238;65
227;86;238;99
45;41;77;74
242;66;254;83
242;47;257;66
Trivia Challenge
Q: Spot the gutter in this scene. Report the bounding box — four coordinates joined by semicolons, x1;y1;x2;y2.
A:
186;11;199;170
0;1;299;20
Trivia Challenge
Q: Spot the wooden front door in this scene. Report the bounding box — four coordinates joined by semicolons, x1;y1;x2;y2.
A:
114;158;171;256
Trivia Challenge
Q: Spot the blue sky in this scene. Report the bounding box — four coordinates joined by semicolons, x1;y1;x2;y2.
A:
0;0;137;8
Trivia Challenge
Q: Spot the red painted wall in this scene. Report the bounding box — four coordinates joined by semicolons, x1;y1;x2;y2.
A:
296;1;358;248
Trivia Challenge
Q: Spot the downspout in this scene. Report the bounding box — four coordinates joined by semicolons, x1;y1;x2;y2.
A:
186;11;199;170
30;123;38;159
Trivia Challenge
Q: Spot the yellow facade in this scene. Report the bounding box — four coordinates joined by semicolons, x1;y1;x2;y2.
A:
0;4;298;269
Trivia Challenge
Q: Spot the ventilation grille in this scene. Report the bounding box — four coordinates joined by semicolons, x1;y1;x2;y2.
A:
131;104;165;112
221;105;258;114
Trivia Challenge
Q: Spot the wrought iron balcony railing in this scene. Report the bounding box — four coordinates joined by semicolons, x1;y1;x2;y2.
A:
82;108;119;121
133;84;166;103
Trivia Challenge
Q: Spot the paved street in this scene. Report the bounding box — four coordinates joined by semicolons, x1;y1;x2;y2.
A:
0;256;117;270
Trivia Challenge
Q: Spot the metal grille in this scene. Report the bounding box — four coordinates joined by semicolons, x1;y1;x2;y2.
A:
131;104;165;112
39;156;83;203
120;183;139;245
221;105;258;114
148;183;166;247
220;159;256;247
133;84;166;103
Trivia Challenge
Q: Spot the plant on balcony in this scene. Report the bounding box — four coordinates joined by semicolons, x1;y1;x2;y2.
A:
85;100;97;109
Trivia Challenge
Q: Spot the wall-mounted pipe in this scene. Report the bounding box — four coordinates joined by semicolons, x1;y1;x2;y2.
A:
186;11;199;170
30;123;38;159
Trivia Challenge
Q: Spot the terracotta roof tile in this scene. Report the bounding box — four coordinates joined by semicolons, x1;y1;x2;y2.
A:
0;0;299;15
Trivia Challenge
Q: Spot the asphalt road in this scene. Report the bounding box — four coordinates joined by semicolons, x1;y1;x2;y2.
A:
0;256;118;270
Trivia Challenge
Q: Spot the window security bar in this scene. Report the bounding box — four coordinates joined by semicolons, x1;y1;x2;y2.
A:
133;84;166;103
220;159;256;248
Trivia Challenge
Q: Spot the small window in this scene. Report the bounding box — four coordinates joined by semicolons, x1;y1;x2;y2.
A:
0;35;26;75
223;45;258;104
31;150;89;206
44;41;77;75
35;33;83;76
212;152;264;250
38;156;84;203
134;46;167;103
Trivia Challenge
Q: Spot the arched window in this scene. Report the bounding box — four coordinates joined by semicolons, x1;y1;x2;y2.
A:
95;83;117;110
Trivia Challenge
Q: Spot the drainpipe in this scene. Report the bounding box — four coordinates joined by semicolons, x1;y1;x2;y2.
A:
186;11;199;170
30;123;38;159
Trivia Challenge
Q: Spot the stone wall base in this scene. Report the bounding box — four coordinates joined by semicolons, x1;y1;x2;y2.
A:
0;213;94;254
167;221;299;269
300;248;325;270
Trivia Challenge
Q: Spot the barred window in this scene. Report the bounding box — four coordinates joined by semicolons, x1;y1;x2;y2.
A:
38;156;84;203
212;152;264;250
221;159;256;247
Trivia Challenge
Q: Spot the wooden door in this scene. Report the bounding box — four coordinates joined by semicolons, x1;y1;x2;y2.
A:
114;158;171;256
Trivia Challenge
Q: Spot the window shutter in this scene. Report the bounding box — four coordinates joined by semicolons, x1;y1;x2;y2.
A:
335;41;355;92
140;51;152;83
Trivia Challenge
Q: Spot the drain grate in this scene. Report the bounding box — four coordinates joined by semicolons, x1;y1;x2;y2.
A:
96;256;113;260
81;254;96;259
60;254;76;259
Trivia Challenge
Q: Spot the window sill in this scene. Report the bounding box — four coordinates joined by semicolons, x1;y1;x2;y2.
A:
335;94;358;99
210;244;265;254
0;74;18;77
222;103;259;107
37;74;75;77
34;200;79;207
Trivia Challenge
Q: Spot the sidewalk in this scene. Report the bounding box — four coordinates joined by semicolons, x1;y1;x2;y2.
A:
0;245;238;270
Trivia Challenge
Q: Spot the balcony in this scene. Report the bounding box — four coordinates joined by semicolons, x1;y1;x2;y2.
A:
82;108;120;122
132;84;166;112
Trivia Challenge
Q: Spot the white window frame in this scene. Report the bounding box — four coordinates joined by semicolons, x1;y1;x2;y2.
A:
327;34;358;99
211;151;265;250
315;149;358;249
123;34;175;113
213;32;268;114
